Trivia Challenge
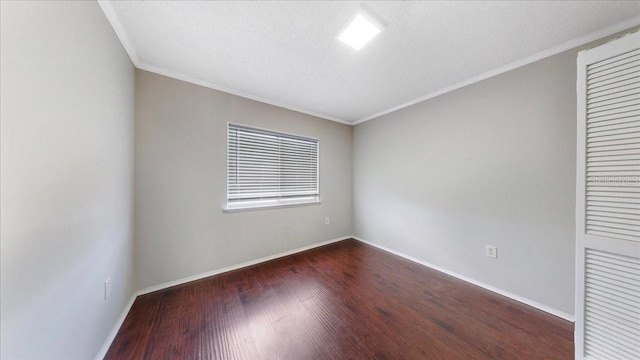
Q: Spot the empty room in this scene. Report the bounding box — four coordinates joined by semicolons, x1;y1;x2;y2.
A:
2;1;639;359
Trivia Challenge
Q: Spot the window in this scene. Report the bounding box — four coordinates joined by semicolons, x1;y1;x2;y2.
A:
226;123;320;211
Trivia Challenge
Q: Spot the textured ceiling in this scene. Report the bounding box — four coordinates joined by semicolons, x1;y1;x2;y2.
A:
100;1;640;124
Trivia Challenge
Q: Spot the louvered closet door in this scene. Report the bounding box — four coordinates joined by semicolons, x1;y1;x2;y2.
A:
576;31;640;360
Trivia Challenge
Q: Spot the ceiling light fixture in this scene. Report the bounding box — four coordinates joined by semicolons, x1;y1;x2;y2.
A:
338;12;382;50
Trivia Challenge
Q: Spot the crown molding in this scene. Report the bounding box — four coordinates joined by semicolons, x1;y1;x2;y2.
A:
136;62;352;125
98;1;351;125
98;1;140;65
353;16;640;125
98;1;638;128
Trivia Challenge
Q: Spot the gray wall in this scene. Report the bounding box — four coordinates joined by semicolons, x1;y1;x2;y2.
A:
0;2;135;359
1;1;632;355
134;70;353;290
354;46;578;316
353;29;638;317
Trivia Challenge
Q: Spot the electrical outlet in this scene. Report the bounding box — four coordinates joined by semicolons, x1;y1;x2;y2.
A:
104;278;112;300
485;245;497;259
324;217;330;225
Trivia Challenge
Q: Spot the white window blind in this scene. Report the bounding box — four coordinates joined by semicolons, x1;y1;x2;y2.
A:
227;123;319;210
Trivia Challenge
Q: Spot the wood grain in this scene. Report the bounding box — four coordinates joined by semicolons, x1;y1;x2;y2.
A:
105;239;573;359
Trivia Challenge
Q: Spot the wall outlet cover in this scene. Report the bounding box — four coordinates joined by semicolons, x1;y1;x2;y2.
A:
485;245;497;259
105;278;112;300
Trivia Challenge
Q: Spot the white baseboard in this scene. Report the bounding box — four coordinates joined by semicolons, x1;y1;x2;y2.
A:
137;235;352;296
352;236;575;322
96;234;572;360
96;236;352;359
95;293;136;360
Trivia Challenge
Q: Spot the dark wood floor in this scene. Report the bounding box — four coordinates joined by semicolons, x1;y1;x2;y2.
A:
105;239;573;359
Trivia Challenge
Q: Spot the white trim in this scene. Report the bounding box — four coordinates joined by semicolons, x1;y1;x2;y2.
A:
94;294;136;360
352;236;575;322
575;46;588;360
137;236;351;295
97;1;140;64
100;1;639;128
223;199;321;213
95;236;351;357
353;16;640;125
97;235;572;357
98;1;349;125
136;62;351;125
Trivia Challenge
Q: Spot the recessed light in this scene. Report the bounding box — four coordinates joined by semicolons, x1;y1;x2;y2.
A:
338;13;382;51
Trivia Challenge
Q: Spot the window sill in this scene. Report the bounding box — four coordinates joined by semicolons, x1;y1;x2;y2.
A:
223;198;321;213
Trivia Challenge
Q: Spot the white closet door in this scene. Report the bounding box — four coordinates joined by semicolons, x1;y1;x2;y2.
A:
576;31;640;360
